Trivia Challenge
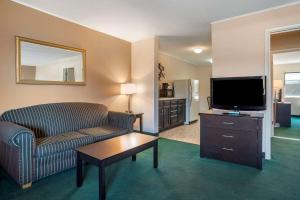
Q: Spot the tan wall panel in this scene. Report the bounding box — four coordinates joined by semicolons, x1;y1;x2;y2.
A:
212;4;300;77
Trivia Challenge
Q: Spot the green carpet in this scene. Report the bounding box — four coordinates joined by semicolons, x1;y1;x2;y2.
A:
1;138;300;200
275;117;300;139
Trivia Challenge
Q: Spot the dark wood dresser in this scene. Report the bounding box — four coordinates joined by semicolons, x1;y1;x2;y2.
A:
159;99;186;131
199;112;263;169
274;102;291;127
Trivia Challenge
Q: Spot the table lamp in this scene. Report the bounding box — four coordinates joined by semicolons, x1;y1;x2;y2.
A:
121;83;137;113
273;80;283;102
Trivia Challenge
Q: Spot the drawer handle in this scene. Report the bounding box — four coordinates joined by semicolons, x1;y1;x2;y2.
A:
223;122;234;125
222;147;234;152
222;134;234;138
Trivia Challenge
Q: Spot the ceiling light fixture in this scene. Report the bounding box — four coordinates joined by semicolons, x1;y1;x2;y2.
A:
193;48;203;54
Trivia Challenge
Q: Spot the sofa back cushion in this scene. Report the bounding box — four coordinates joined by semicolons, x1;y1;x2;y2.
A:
0;102;108;138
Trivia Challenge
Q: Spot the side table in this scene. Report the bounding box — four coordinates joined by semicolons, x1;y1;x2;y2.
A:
133;113;144;132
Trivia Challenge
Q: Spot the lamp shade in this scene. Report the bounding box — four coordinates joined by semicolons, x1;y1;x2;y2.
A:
273;80;283;90
120;83;137;95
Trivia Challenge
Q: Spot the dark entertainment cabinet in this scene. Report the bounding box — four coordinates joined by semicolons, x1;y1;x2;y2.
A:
199;112;263;169
159;99;186;131
274;102;291;127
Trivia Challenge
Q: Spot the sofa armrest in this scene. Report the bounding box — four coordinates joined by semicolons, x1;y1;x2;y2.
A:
0;121;35;187
107;111;136;131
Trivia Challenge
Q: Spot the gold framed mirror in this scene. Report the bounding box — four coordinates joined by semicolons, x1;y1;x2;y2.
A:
16;36;86;85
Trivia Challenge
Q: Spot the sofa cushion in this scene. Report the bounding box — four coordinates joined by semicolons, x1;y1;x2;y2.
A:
35;132;93;157
1;103;109;138
78;125;128;142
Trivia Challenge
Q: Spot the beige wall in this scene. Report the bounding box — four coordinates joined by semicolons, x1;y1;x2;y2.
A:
0;0;131;114
159;53;201;81
158;52;212;112
273;63;300;115
131;38;159;133
212;4;300;77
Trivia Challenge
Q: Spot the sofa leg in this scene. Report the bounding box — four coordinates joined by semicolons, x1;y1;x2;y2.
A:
22;182;32;189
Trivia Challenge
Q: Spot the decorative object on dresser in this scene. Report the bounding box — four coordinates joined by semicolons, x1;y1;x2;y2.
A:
159;99;186;131
76;132;158;200
120;83;137;113
0;102;135;188
199;112;263;169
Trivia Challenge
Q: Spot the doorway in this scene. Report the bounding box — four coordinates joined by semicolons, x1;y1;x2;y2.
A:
271;29;300;140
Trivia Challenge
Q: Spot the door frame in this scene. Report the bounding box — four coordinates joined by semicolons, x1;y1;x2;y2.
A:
264;23;300;159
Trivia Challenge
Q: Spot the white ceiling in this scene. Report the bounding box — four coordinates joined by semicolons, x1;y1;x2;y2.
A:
273;51;300;65
13;0;300;67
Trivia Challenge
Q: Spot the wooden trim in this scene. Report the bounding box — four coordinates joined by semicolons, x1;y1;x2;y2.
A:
271;47;300;54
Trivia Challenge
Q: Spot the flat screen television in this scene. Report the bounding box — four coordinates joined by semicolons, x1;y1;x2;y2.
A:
211;76;266;111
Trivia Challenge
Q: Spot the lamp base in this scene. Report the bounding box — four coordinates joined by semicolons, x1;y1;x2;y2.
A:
125;110;133;114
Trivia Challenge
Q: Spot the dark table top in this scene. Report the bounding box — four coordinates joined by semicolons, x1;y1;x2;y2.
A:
199;110;264;118
76;132;158;160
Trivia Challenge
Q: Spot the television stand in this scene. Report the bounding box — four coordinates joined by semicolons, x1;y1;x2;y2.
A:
199;112;263;169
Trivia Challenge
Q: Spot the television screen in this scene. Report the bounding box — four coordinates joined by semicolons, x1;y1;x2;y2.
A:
211;76;266;111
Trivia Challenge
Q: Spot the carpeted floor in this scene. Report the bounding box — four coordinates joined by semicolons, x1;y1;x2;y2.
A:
275;117;300;139
1;138;300;200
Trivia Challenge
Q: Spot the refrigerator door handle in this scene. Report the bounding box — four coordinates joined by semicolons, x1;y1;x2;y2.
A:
189;81;192;107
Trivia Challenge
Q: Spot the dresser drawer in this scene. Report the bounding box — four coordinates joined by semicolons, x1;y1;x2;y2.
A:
202;145;258;167
170;105;178;111
163;101;170;107
202;127;257;152
159;101;164;106
201;115;259;131
177;99;185;104
170;115;178;125
171;100;178;105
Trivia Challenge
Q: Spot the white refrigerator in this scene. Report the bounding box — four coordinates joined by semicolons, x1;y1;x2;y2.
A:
174;79;200;124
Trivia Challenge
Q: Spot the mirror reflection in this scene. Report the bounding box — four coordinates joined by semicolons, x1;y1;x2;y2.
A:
17;37;86;85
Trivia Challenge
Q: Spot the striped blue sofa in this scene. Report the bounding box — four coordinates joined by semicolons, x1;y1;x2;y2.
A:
0;102;135;188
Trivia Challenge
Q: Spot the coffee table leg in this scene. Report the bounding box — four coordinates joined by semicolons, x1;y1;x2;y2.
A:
132;154;136;161
153;140;158;168
99;163;106;200
76;153;83;187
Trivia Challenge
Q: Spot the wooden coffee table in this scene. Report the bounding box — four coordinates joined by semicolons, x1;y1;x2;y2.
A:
76;132;159;200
